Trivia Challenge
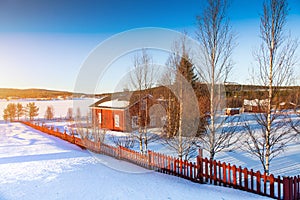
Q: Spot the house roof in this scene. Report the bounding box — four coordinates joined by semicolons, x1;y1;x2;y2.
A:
243;99;269;106
90;92;154;110
97;99;129;109
279;102;296;106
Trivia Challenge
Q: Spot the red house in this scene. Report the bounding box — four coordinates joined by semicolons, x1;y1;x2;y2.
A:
90;94;166;132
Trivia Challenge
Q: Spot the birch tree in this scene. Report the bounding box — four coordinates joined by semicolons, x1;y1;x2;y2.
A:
244;0;298;174
196;0;237;160
162;35;201;160
129;49;156;153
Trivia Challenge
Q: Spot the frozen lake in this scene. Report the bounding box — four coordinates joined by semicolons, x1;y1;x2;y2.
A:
0;98;95;121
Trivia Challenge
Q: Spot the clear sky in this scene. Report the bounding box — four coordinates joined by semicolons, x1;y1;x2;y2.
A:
0;0;299;93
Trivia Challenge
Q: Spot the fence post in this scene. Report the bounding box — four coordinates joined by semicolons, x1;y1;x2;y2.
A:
250;169;254;191
118;145;121;159
269;174;274;198
147;150;152;169
222;162;227;186
294;176;298;200
243;168;248;191
278;175;281;200
213;160;217;185
256;171;261;194
283;177;291;200
232;165;237;189
264;172;267;195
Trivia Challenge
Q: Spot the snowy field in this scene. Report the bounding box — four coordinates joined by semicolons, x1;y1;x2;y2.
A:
0;122;269;200
43;119;300;177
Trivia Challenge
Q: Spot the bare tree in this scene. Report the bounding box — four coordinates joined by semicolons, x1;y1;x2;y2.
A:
75;107;81;122
129;49;157;153
91;110;106;143
196;0;237;160
161;35;201;160
66;108;73;121
111;133;135;149
75;107;86;139
244;0;298;174
45;106;54;120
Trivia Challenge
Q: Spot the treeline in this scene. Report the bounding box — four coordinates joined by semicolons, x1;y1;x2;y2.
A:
0;88;85;99
3;102;39;121
2;102;81;122
95;84;300;109
226;85;300;108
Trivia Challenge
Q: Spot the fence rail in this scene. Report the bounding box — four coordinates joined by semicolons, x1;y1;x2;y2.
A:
21;121;300;200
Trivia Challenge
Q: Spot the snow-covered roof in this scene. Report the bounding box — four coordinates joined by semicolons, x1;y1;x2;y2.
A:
279;102;296;106
97;99;129;108
243;99;269;106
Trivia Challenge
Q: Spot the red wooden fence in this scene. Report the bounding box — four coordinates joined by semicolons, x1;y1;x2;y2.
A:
21;121;300;200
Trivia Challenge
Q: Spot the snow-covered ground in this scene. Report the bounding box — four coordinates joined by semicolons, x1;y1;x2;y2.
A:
0;122;269;200
1;99;300;177
41;114;300;177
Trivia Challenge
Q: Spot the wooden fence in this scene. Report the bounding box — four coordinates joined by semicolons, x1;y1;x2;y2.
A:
21;121;300;200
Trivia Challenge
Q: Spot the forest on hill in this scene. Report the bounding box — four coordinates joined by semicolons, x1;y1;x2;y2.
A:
94;84;300;109
0;88;83;99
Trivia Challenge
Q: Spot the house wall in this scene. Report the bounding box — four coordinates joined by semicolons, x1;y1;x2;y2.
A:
91;96;167;132
92;108;126;131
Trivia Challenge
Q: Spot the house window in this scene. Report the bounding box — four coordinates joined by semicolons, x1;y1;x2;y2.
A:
98;112;102;124
114;114;120;128
132;116;138;128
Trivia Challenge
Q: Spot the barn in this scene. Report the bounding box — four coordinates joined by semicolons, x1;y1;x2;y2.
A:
90;94;166;132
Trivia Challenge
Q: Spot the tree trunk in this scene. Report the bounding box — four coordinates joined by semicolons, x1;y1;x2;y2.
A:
178;77;183;160
168;90;172;138
144;99;148;153
138;91;144;153
209;48;216;160
266;38;274;175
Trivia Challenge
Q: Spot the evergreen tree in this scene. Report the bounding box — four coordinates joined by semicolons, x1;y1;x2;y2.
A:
176;55;198;91
3;103;17;122
16;103;24;120
26;102;39;120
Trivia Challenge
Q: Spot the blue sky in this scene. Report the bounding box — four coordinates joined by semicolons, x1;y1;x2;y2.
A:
0;0;299;93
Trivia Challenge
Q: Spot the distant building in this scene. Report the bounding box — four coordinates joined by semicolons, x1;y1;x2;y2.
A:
243;99;269;113
225;108;240;115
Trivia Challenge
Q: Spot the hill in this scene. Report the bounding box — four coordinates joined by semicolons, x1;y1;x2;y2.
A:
0;88;84;99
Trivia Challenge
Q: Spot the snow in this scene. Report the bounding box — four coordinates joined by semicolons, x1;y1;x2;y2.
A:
243;99;268;106
98;99;129;108
0;122;269;200
18;98;299;177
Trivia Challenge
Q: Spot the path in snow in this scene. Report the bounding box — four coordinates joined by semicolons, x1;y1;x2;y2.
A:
0;122;270;200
